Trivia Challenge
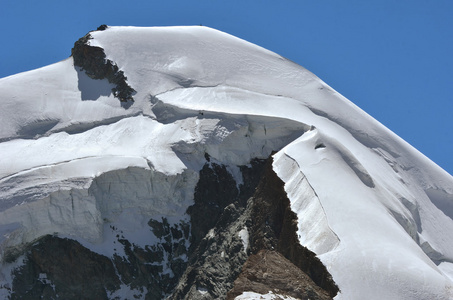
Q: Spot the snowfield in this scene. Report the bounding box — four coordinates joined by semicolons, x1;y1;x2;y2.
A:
1;26;453;299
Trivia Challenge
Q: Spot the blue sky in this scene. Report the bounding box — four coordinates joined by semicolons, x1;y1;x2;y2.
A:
1;0;452;175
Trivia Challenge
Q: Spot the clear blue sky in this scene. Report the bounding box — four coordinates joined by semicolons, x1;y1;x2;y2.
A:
1;0;452;175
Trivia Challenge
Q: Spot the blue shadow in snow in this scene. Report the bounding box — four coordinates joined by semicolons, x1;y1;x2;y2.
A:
76;67;114;101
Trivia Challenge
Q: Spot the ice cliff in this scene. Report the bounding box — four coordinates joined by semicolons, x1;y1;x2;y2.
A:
0;25;453;299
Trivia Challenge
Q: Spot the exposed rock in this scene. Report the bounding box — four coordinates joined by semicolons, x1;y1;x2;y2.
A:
226;250;331;300
169;203;250;299
71;26;135;103
97;24;109;31
186;162;239;251
171;156;338;300
10;218;191;300
250;157;338;297
108;217;190;299
187;157;266;253
7;156;338;300
11;235;120;300
169;158;267;299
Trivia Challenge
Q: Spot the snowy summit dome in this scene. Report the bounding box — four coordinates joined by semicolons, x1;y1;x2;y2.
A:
0;26;453;299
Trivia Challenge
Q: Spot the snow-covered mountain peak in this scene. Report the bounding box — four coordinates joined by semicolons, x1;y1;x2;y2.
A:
86;25;318;107
1;26;453;299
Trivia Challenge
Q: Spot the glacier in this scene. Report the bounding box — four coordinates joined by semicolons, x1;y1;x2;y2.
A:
0;25;453;299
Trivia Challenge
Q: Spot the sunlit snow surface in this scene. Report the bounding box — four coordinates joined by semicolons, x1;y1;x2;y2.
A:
235;291;298;300
1;26;453;299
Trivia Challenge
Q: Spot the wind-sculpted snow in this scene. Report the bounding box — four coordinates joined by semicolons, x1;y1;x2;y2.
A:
0;58;142;143
275;128;453;299
1;26;453;299
272;149;340;255
0;112;305;260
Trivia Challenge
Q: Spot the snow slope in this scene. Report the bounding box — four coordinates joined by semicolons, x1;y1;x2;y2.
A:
1;26;453;299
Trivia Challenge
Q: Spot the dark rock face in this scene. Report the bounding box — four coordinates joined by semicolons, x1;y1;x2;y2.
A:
169;158;267;299
170;156;338;299
229;157;339;299
187;158;266;252
110;218;190;298
227;250;331;300
10;219;191;300
169;203;250;299
11;235;120;300
71;26;135;103
8;156;338;299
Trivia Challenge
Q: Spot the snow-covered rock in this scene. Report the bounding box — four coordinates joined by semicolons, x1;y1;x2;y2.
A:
1;25;452;299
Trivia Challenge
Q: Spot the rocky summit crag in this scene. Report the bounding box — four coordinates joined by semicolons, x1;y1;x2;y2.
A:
71;25;135;103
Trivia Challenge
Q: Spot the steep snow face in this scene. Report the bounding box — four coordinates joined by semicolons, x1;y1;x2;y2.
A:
0;113;304;257
273;131;453;299
1;26;453;299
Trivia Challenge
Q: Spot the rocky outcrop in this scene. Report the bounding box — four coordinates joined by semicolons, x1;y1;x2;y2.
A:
7;156;338;300
170;156;338;299
228;157;339;299
169;203;250;299
110;218;190;298
187;157;266;252
10;220;191;299
11;235;120;300
169;158;267;299
71;25;135;102
227;250;331;300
